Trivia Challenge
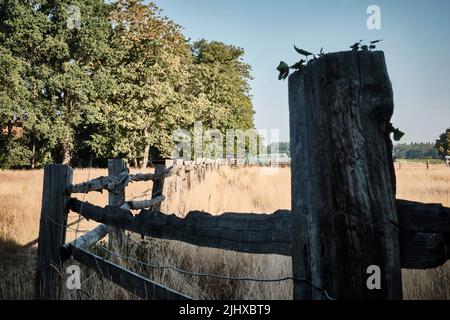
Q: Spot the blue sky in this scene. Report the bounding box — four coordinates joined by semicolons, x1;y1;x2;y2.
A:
154;0;450;143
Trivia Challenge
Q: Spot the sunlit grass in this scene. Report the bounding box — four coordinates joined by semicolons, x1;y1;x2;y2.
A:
0;164;448;299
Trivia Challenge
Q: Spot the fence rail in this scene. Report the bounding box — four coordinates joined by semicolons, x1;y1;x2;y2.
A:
72;247;191;300
69;166;177;194
68;197;450;268
69;198;293;256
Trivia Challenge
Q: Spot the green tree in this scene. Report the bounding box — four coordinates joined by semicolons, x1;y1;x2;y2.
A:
0;0;53;168
0;0;115;167
42;0;115;165
188;40;256;158
435;128;450;159
88;0;194;168
190;40;255;132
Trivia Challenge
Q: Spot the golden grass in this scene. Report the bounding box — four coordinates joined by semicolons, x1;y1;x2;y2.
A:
0;163;448;300
394;163;450;300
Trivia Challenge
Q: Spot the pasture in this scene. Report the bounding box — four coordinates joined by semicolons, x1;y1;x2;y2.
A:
0;163;449;300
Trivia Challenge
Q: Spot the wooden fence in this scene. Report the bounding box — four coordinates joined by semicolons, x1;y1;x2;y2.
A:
35;158;225;300
35;51;450;300
34;157;450;300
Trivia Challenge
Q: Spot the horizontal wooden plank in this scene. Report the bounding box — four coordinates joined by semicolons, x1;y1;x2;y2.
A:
60;225;110;261
120;196;166;211
397;200;450;269
69;198;450;269
69;172;130;194
128;167;178;183
69;198;293;256
69;158;227;195
400;232;449;269
73;247;191;300
397;200;450;233
135;209;293;256
69;167;178;194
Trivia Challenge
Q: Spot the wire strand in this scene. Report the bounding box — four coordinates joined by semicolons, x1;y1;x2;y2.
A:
77;288;96;300
96;243;336;300
46;217;90;233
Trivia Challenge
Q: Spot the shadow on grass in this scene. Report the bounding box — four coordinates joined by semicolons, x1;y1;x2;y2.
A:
0;237;37;300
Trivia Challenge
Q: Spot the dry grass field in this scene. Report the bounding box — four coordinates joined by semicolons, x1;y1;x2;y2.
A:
0;163;449;300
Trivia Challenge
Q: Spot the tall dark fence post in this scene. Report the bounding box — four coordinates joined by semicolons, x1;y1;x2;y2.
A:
289;51;403;300
152;159;174;211
35;165;73;300
108;159;127;248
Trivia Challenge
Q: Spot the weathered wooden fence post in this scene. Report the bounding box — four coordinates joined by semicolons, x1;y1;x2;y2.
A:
152;159;174;211
35;165;73;300
289;51;403;300
108;159;127;248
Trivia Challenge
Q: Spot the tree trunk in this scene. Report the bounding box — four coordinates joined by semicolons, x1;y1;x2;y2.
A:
7;120;13;137
31;128;36;169
62;95;74;166
289;51;403;300
141;127;150;170
142;144;150;170
62;141;71;165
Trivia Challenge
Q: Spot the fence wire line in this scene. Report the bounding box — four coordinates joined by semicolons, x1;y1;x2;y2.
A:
80;272;97;287
68;287;96;301
95;243;336;301
46;217;91;233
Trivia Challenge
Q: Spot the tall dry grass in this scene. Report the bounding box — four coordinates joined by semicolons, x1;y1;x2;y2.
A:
0;163;448;300
394;163;450;300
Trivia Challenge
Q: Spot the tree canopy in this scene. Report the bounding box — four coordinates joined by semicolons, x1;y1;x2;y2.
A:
435;128;450;160
0;0;255;168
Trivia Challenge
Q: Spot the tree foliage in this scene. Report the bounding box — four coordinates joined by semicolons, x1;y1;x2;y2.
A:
0;0;256;168
435;128;450;160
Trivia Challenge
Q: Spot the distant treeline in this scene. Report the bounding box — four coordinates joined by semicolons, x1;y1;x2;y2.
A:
393;143;440;160
267;142;291;157
268;141;445;161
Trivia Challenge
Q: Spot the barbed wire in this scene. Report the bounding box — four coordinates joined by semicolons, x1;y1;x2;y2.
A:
50;251;98;300
68;287;96;301
80;272;97;287
96;243;336;300
77;288;96;300
46;217;91;233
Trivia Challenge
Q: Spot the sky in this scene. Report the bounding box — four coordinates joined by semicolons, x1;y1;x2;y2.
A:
153;0;450;143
